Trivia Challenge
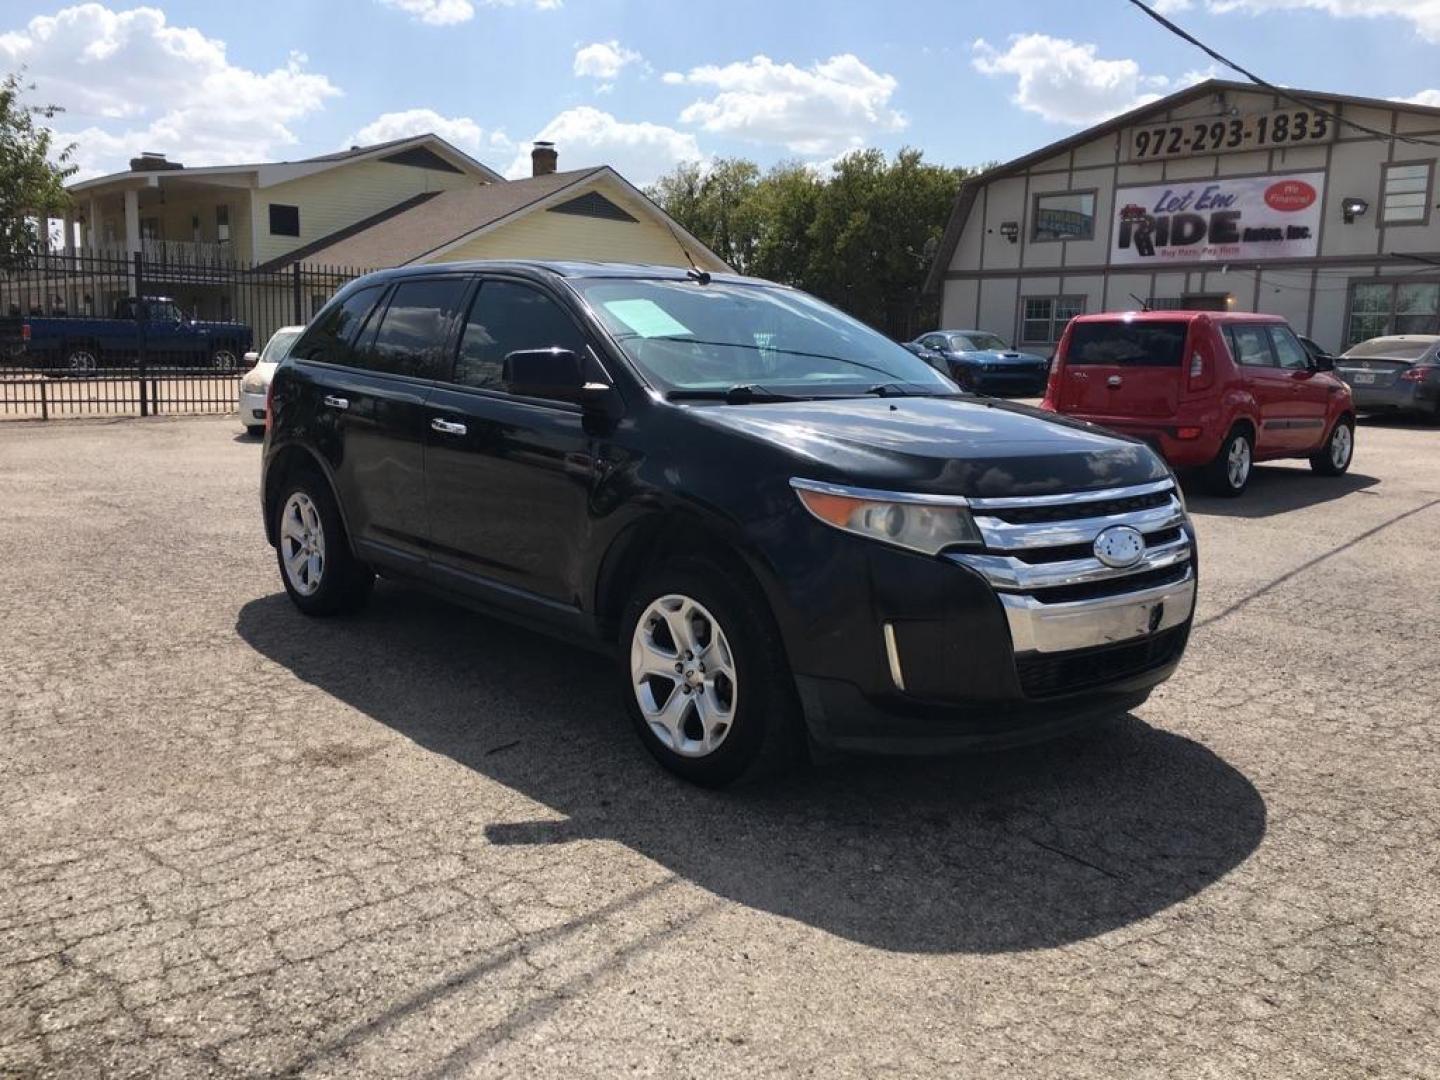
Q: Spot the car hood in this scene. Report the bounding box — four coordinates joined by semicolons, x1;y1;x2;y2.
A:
949;349;1048;367
683;395;1167;498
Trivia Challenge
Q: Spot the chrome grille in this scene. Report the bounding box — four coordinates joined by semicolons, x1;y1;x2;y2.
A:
949;478;1196;659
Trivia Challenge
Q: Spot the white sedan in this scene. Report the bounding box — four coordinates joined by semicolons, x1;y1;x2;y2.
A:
238;325;305;436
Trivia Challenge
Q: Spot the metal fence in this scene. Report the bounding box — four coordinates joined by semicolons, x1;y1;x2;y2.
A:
1;251;372;421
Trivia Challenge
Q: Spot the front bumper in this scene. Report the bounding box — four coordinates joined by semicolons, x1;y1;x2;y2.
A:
778;478;1196;753
238;388;267;425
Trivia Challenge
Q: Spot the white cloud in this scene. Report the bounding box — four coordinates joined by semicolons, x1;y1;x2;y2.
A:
504;106;702;185
666;53;905;156
1165;1;1440;43
376;0;561;24
346;108;513;159
0;4;340;178
972;34;1196;125
1397;90;1440;108
573;40;642;81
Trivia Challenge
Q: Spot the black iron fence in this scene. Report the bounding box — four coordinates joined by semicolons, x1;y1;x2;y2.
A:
1;251;372;421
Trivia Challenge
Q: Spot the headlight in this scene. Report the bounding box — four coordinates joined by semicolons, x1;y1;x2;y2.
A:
791;479;982;555
240;371;268;393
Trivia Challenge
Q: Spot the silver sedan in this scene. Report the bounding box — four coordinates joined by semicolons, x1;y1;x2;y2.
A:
1333;335;1440;420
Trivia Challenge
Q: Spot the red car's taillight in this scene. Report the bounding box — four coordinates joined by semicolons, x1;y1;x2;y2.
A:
20;323;30;342
1188;349;1212;391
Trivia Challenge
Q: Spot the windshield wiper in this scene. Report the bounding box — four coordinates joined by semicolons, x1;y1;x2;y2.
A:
667;384;800;404
864;382;936;398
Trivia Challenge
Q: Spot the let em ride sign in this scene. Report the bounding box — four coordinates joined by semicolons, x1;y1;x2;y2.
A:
1111;171;1325;266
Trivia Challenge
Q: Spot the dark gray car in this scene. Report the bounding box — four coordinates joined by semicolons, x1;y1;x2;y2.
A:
1334;335;1440;419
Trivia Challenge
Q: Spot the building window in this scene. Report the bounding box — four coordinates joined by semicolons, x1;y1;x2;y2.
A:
1347;280;1440;345
140;217;162;241
1031;192;1096;242
1381;162;1432;225
269;204;300;237
191;213;201;243
216;205;230;244
1021;296;1085;344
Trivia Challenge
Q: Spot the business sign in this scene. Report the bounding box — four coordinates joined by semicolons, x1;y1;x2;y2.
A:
1128;107;1335;162
1110;172;1325;266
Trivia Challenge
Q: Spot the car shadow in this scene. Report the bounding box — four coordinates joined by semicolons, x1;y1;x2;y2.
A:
1181;466;1380;519
236;588;1265;955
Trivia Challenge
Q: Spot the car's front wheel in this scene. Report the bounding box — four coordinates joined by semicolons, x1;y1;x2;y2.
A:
1310;418;1354;476
621;559;801;786
274;474;373;616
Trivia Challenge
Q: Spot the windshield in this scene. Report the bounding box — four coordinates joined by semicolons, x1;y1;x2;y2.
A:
260;329;303;364
1343;338;1436;361
958;332;1007;352
573;278;954;396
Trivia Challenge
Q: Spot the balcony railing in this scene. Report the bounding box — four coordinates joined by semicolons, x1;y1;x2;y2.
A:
87;239;237;268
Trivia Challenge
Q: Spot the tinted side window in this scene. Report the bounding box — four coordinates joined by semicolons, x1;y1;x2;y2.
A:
454;281;588;391
1268;326;1310;371
291;285;386;364
352;278;469;380
1227;325;1275;367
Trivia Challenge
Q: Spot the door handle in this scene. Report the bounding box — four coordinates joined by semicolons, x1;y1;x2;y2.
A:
323;395;349;410
430;417;468;436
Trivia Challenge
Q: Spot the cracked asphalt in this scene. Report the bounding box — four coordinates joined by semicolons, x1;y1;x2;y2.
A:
1;414;1438;1079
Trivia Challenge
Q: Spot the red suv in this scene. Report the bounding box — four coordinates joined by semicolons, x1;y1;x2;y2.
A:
1042;312;1355;496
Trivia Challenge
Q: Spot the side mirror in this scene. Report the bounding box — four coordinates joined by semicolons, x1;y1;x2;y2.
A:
502;348;613;409
1311;354;1335;372
242;350;260;368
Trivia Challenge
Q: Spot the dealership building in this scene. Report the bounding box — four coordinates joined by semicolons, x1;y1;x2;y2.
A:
925;78;1440;354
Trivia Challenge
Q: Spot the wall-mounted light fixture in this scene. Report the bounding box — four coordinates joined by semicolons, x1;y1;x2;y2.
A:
1341;196;1369;224
998;221;1019;243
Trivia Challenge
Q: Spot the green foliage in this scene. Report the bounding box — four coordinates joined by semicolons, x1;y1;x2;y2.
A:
0;72;76;266
648;147;971;337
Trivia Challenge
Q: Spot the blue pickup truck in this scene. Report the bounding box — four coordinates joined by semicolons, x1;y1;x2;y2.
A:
0;297;253;374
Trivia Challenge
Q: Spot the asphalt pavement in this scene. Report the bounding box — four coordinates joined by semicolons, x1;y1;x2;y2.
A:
1;414;1437;1078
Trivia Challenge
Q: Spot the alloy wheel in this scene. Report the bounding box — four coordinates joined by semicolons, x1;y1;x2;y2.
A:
67;350;97;374
212;350;237;372
1330;424;1353;470
630;594;738;758
279;492;325;597
1227;436;1252;490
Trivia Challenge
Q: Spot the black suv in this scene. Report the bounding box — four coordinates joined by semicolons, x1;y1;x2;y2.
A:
262;262;1197;785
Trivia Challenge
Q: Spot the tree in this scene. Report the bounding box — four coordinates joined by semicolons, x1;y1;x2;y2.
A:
0;73;76;267
649;148;969;337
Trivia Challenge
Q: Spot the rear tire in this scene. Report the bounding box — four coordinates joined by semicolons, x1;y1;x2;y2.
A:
1310;417;1354;476
274;471;373;616
64;345;99;375
620;557;802;787
1204;426;1254;497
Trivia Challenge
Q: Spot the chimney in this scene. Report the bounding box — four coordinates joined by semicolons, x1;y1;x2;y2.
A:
531;141;557;177
129;151;183;172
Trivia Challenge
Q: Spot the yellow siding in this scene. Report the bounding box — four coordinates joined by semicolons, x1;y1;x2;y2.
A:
423;181;729;271
254;160;482;264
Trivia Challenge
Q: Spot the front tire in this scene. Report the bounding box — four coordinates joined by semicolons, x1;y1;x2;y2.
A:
1204;426;1253;497
620;558;801;786
65;346;99;375
1310;417;1354;476
274;473;373;616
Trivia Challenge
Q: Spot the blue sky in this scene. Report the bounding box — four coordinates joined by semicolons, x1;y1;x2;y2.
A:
4;0;1440;184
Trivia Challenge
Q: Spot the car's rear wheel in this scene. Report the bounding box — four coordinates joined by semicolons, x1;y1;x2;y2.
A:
1204;427;1253;497
275;474;373;616
1310;418;1354;476
211;348;237;372
65;347;98;375
621;558;801;786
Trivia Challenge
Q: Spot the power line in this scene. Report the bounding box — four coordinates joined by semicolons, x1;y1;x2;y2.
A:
1125;0;1440;150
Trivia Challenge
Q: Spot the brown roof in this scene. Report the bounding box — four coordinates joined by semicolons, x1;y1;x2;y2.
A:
262;168;606;270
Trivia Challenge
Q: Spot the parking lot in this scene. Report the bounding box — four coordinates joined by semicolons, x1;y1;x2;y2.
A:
1;414;1438;1079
